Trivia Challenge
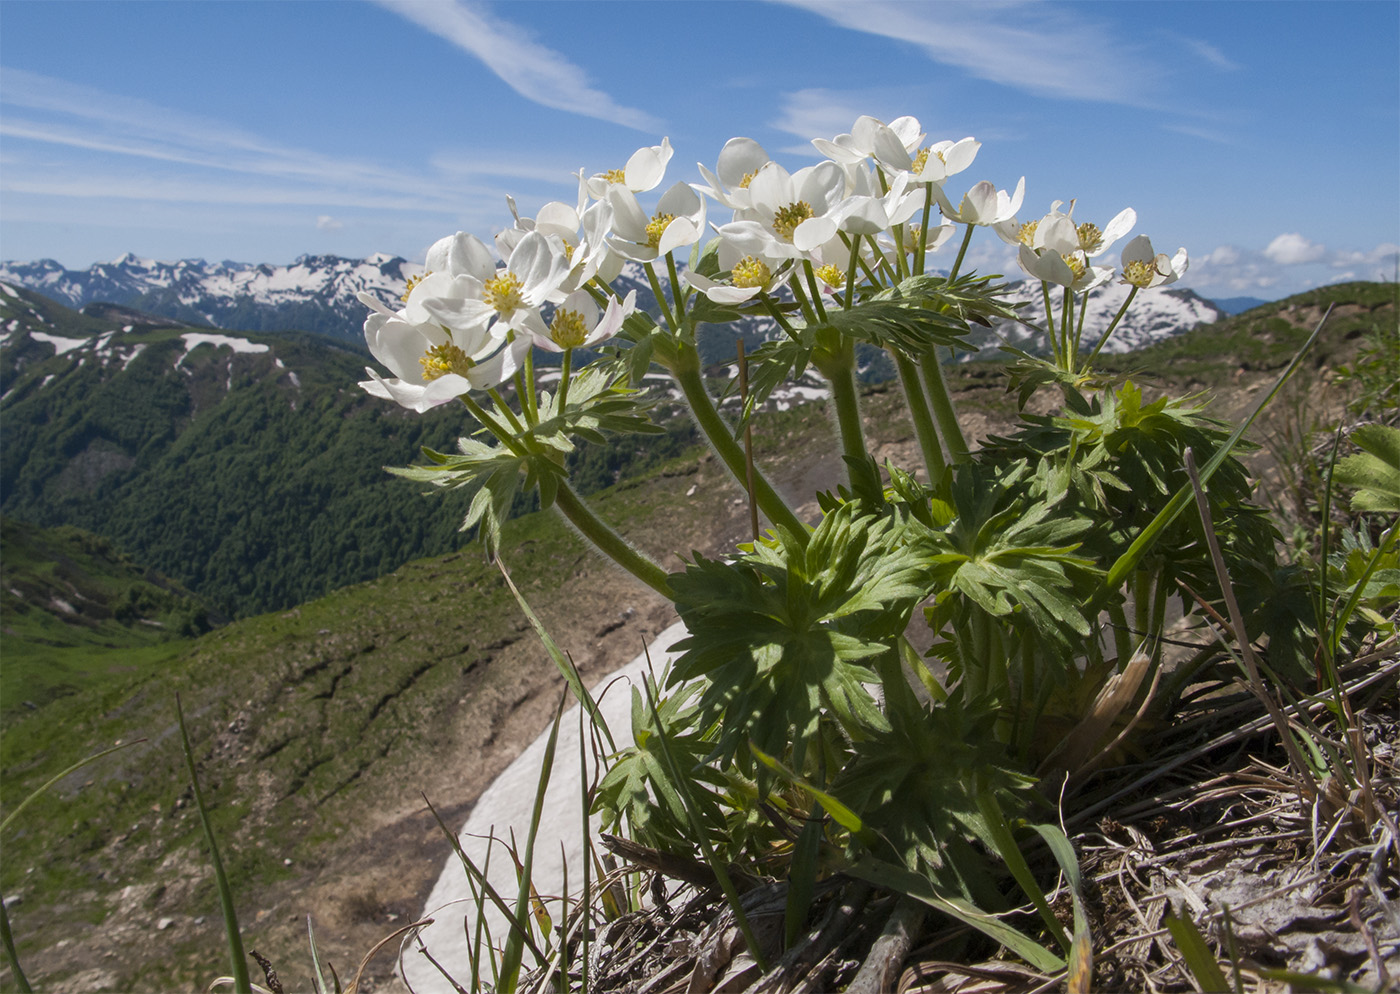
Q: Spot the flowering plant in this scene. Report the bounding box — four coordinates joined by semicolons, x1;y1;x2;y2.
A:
359;114;1295;976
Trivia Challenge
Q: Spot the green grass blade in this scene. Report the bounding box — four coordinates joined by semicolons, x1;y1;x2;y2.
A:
974;790;1070;955
1098;305;1330;601
785;803;824;950
1163;910;1229;993
420;794;545;965
0;892;32;993
0;736;142;993
0;739;143;837
499;692;567;992
845;854;1064;974
305;916;339;994
497;557;615;752
641;677;769;972
176;694;251;994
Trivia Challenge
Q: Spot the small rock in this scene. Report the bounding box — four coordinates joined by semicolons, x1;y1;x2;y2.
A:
157;917;176;930
283;858;293;866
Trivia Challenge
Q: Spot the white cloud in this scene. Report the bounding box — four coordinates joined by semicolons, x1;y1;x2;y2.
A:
1264;232;1326;266
316;215;343;231
771;0;1159;105
374;0;660;132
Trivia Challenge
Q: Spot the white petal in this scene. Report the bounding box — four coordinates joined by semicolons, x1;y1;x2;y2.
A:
624;137;672;192
793;216;838;253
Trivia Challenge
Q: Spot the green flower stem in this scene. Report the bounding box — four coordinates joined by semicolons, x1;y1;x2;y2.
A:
895;350;947;481
521;347;539;425
1072;288;1091;362
1083;285;1139;370
557;347;574;412
1041;281;1059;366
844;233;862;310
815;337;867;475
914;183;934;275
919;350;971;463
1060;286;1074;372
554;482;672;598
803;261;829;324
1107;601;1134;667
672;350;808;542
462;394;527;456
666;251;689;316
487;388;526;436
947;223;976;282
643;262;679;336
761;295;804;343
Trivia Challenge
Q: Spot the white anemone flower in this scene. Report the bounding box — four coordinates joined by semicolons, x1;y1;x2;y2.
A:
697;137;772;212
415;231;571;342
531;289;636;353
357;295;523;412
583;137;673;200
606;181;706;263
812;114;924;167
829;170;923;238
1119;235;1189;288
683;237;791;304
715;160;847;259
1016;214;1113;291
934;177;1026;227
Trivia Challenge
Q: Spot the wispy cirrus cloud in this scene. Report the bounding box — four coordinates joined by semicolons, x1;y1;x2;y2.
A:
373;0;661;132
770;0;1160;105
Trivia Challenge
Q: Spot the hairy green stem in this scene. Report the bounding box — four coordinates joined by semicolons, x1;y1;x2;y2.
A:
914;183;934;275
1083;285;1139;370
672;354;808;542
554;482;672;597
557;347;574;412
947;223;976;281
817;338;867;475
643;262;678;336
920;351;971;463
894;350;947;481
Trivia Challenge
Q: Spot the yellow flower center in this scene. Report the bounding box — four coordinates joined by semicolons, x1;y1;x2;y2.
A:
549;308;589;348
731;256;771;289
910;147;943;174
401;272;428;302
645;212;674;248
738;171;756;189
1123;259;1158;287
1062;253;1087;281
904;224;923;251
483;271;525;314
603;168;626;184
771;201;814;242
419;343;475;382
1017;221;1039;247
1077;222;1103;254
815;264;845;288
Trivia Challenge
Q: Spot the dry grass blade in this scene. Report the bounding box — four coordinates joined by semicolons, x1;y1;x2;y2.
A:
343;918;433;994
1184;446;1321;799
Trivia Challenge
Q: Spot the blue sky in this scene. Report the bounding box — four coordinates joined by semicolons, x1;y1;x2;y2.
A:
1;0;1396;301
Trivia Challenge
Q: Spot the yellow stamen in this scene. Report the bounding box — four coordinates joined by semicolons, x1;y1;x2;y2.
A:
905;224;923;251
1123;259;1158;287
731;256;771;289
603;168;626;184
401;273;428;302
483;271;525;314
1017;221;1039;247
738;171;756;189
815;264;845;288
1077;222;1103;254
1062;253;1087;281
771;201;814;242
419;343;475;382
644;212;674;248
549;308;589;348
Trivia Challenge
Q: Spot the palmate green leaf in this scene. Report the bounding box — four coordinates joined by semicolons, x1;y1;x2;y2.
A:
667;502;928;773
1334;424;1400;513
918;464;1098;647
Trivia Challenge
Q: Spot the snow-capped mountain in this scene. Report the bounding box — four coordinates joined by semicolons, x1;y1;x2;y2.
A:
974;280;1225;359
0;253;415;345
0;253;1222;357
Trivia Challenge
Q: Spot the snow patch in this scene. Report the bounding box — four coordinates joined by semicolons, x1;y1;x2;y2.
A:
0;283;17;298
29;330;89;355
173;332;270;368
